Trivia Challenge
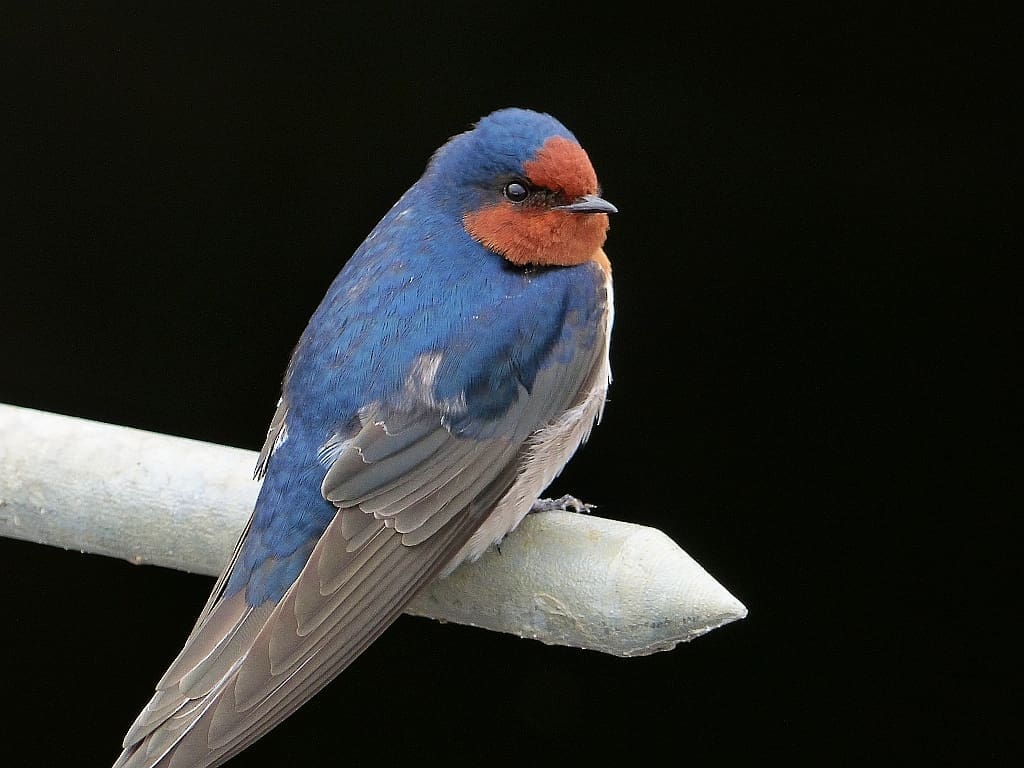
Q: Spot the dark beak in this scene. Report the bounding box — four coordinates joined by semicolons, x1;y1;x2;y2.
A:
555;194;618;214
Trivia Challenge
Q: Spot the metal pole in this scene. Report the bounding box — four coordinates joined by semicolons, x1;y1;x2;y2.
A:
0;402;746;656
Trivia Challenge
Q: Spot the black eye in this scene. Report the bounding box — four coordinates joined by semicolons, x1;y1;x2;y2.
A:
503;180;530;202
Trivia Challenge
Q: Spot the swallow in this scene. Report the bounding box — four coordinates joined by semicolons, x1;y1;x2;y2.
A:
114;107;616;767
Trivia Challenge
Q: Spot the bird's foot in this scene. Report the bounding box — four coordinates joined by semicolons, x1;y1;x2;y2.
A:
530;494;595;515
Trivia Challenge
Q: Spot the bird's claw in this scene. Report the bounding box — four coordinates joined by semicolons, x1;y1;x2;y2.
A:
530;494;595;514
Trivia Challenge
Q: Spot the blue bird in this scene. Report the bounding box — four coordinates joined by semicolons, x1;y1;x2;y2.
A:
114;107;617;767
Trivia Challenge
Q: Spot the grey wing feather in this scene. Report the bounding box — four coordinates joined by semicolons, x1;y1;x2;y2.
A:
117;398;294;755
114;413;523;768
115;307;609;768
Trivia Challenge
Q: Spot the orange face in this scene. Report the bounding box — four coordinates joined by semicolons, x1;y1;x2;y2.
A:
463;137;611;268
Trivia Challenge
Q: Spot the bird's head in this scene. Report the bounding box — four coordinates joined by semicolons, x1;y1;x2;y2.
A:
426;108;616;268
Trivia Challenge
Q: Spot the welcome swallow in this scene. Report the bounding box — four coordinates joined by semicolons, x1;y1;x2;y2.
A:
114;107;616;767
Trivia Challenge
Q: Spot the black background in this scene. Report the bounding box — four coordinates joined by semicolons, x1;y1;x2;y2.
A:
1;4;1015;766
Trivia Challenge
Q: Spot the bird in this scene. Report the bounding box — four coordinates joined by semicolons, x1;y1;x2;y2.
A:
113;107;617;767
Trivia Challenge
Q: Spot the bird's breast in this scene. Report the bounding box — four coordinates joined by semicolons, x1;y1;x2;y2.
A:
451;267;613;567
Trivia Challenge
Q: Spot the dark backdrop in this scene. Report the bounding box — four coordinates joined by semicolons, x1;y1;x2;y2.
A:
1;4;1013;766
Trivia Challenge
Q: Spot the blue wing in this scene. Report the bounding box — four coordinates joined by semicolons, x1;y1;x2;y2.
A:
115;209;610;768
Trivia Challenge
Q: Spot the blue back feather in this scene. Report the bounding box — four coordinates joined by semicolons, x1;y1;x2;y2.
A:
227;108;605;605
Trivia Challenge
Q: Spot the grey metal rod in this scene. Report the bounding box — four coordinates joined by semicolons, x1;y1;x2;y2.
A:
0;402;746;656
